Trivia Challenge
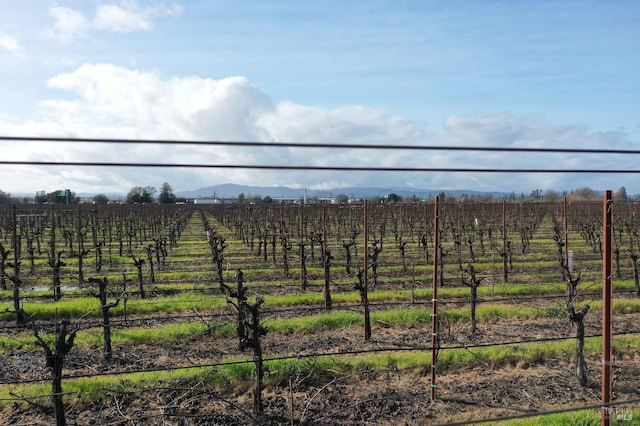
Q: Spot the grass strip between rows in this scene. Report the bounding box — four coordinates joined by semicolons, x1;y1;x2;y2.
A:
1;334;638;423
2;299;639;352
2;280;637;321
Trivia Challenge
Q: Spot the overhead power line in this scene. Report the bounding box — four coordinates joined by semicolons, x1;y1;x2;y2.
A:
1;135;640;155
1;160;639;174
2;136;638;172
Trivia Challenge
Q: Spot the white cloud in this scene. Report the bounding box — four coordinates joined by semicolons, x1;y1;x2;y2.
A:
0;35;21;55
93;1;182;33
0;64;636;195
42;64;274;141
94;3;152;32
49;1;182;42
49;6;90;42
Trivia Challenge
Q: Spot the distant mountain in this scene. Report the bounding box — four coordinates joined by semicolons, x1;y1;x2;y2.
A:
317;186;507;199
177;183;305;199
176;184;507;200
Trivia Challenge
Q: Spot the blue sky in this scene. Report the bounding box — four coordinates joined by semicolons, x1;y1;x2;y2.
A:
0;0;639;196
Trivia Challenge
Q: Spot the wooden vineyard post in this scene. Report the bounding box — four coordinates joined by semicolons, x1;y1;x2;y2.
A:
430;196;440;401
602;190;613;426
363;200;371;340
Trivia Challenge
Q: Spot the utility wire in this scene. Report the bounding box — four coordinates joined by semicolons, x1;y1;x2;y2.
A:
2;136;640;155
1;160;640;174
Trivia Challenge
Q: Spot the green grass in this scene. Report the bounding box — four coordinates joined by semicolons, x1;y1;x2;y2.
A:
4;277;636;322
1;364;223;405
0;292;230;321
3;334;638;413
436;334;640;372
81;321;226;346
3;297;640;353
503;410;601;425
500;406;640;425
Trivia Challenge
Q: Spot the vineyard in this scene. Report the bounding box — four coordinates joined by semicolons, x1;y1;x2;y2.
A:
0;199;639;425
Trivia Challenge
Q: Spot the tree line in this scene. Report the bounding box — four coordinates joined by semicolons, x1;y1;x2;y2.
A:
0;184;633;205
0;182;182;205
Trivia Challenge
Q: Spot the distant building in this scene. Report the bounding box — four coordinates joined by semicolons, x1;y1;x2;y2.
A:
316;197;336;204
272;197;301;204
192;198;218;204
190;198;235;204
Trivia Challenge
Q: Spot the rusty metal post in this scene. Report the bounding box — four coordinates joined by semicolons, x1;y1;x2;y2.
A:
602;190;613;426
430;196;440;401
363;200;371;340
299;203;305;288
502;200;508;282
563;196;570;268
322;203;331;310
51;203;58;300
11;204;23;324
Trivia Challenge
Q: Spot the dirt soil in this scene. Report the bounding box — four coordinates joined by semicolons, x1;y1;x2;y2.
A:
1;310;639;425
